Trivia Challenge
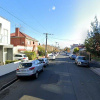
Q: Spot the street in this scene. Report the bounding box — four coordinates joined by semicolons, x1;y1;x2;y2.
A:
0;52;100;100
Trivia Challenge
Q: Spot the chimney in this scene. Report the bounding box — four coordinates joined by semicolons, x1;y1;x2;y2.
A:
15;28;19;36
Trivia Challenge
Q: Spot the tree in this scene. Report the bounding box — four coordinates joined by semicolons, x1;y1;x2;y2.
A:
73;47;79;54
64;47;70;52
38;45;45;56
84;16;100;56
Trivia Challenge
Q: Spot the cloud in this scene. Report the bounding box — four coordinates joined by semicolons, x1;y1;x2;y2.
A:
52;6;56;10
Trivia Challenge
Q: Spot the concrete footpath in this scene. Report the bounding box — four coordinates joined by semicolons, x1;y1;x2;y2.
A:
90;60;100;76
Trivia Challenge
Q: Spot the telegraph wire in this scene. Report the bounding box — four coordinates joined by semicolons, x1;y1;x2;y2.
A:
16;1;48;32
49;36;85;41
0;6;42;35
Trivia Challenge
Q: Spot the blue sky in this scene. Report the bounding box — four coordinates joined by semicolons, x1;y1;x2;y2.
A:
0;0;100;48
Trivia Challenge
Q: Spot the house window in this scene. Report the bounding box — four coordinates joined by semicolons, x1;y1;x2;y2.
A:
27;40;31;45
3;29;8;44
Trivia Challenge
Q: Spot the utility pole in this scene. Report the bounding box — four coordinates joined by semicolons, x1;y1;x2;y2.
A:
44;33;53;58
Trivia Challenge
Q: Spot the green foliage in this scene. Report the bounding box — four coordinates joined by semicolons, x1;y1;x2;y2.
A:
84;16;100;57
5;60;18;64
24;51;36;60
38;46;45;56
73;47;79;54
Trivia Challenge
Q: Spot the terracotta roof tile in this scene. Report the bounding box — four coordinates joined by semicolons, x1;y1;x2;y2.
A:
11;31;38;42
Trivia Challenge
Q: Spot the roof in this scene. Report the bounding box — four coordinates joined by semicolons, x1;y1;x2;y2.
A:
11;31;38;42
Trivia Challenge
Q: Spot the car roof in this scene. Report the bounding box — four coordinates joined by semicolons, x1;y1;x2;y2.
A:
21;60;37;63
39;58;47;59
15;54;26;55
77;56;85;57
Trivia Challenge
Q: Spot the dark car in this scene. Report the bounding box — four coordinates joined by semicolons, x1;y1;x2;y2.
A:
70;54;77;60
75;56;89;67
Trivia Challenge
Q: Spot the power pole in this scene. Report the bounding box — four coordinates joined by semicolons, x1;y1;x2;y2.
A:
44;33;53;58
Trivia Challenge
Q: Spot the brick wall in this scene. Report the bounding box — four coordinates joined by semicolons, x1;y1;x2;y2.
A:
11;37;25;46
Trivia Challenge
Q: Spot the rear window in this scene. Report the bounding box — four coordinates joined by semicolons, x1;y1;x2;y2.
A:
15;55;22;57
78;57;86;60
49;55;53;56
20;63;32;68
24;55;27;57
38;59;44;62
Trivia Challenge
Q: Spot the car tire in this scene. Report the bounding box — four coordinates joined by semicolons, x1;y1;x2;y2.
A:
35;72;39;79
42;67;44;72
17;76;20;79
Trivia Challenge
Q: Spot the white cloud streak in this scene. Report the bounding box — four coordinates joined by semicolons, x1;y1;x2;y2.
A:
52;6;56;10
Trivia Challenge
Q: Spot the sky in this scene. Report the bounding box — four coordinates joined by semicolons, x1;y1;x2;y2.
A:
0;0;100;48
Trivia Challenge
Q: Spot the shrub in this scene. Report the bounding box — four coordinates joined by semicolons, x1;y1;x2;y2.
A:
24;51;36;60
5;60;18;64
38;46;45;56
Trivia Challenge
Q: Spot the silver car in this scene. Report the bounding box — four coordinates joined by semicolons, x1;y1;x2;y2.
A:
16;60;44;79
48;54;55;60
38;58;49;67
14;54;28;61
75;56;89;67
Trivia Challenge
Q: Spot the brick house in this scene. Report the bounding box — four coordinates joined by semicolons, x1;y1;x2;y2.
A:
10;28;38;54
0;16;13;65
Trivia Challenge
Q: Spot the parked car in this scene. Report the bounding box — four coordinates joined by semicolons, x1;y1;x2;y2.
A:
38;58;49;67
14;54;28;61
70;54;77;60
16;60;44;79
48;54;56;60
75;56;89;67
66;53;70;56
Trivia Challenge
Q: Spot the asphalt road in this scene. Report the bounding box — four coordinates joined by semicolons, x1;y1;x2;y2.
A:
0;52;100;100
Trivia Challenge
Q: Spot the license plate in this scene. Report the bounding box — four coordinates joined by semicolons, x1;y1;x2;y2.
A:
20;70;26;72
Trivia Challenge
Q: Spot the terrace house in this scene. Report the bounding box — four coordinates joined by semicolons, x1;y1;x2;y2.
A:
10;28;38;54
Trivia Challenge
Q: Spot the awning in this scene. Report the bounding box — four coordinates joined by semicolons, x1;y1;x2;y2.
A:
18;49;26;51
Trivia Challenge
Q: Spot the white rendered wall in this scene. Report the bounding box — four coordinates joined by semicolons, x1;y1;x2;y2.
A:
0;16;10;45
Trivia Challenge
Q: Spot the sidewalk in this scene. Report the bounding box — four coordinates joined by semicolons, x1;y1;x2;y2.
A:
90;59;100;76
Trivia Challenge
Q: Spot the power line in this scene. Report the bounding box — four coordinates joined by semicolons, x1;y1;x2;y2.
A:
0;6;42;35
16;1;48;32
49;36;85;41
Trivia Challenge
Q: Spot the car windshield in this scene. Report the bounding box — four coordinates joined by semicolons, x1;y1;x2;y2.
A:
79;57;86;60
19;63;32;68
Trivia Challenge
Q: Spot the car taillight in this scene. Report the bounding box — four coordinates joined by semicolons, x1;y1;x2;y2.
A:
23;58;26;59
16;68;19;70
29;67;35;70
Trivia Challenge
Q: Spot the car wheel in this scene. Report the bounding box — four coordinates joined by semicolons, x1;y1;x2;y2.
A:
17;76;20;79
42;67;44;72
77;62;79;66
35;72;39;79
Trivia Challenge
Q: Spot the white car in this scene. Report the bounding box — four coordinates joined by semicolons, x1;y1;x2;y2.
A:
38;58;49;67
48;54;55;60
16;60;44;79
14;54;28;61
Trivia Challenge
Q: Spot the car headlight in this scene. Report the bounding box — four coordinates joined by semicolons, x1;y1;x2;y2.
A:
79;62;81;64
